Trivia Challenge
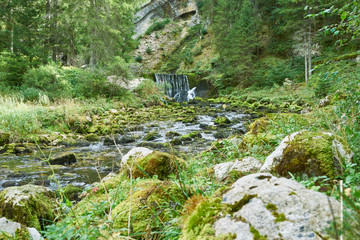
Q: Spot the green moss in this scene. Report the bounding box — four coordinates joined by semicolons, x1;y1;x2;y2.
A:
111;180;186;237
143;131;161;141
228;194;257;215
275;131;339;178
265;203;277;211
181;197;230;240
250;225;268;240
214;116;231;125
125;151;184;180
0;184;57;230
274;213;287;222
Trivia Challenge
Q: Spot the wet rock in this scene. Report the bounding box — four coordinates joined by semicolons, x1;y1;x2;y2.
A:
0;217;43;240
58;139;90;147
138;142;170;149
213;157;263;180
213;131;230;139
214;116;231;126
0;184;57;230
165;131;181;139
85;133;99;142
260;131;353;178
118;135;136;144
214;173;340;239
7;171;27;178
14;146;32;155
2;181;17;188
143;131;161;141
170;138;182;145
49;152;77;165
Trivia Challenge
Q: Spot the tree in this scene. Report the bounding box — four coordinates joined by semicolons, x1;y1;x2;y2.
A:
213;0;261;86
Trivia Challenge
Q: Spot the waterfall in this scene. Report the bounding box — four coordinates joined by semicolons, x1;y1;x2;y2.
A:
155;73;196;102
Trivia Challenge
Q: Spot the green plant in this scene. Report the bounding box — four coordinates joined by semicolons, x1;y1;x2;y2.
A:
146;46;152;54
135;55;143;62
145;18;171;35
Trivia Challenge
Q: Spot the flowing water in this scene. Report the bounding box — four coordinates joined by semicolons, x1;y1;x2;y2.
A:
155;73;196;102
0;104;251;192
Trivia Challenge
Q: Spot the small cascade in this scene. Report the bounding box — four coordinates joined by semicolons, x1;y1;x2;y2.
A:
155;73;196;102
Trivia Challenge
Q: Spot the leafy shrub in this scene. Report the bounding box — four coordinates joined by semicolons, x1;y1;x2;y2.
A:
145;18;171;35
134;80;164;106
22;63;72;100
313;72;338;98
135;55;143;62
0;51;34;87
22;88;45;102
146;46;152;54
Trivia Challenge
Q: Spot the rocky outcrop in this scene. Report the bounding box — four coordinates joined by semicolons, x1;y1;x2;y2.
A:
214;173;340;239
0;185;57;230
213;157;263;180
260;131;353;178
181;173;340;239
134;0;199;38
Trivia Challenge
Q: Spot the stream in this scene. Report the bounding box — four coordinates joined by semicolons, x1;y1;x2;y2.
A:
0;104;251;192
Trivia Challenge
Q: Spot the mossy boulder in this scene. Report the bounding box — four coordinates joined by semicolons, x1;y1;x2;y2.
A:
143;131;161;141
214;116;231;125
124;151;184;180
61;184;82;202
111;180;186;237
49;152;77;165
85;133;99;142
261;131;353;178
0;184;57;230
165;131;181;139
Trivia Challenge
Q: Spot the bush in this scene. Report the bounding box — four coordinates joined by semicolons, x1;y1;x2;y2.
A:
22;88;45;102
0;51;34;87
145;18;171;35
22;63;72;100
313;72;338;98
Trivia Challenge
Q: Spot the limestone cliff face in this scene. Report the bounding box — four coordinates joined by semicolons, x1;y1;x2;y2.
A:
134;0;199;38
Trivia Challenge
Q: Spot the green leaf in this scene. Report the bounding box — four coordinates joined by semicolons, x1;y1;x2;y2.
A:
341;11;347;21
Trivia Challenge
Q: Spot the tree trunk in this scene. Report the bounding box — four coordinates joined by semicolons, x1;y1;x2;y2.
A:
305;53;308;84
52;0;58;62
308;19;312;78
89;0;96;67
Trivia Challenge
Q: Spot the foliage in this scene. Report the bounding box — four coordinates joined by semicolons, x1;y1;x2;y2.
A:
145;18;171;35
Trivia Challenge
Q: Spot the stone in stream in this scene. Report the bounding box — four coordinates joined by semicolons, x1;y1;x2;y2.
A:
214;116;231;126
213;131;230;139
181;173;340;240
49;152;77;165
143;131;161;141
0;184;57;230
165;131;181;139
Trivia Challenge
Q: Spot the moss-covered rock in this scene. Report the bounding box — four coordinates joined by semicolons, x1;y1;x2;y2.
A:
49;152;77;165
143;131;161;141
124;151;184;180
214;116;231;125
61;184;82;202
248;117;269;135
261;131;353;178
111;180;186;237
0;184;57;230
85;133;99;142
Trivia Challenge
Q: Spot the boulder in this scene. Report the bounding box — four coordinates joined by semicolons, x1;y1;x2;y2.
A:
213;131;230;139
121;147;153;167
0;217;43;240
143;131;161;141
111;180;186;237
182;173;340;239
214;116;231;125
123;151;184;180
165;131;181;139
213;157;263;180
260;131;353;178
0;184;57;230
49;152;77;165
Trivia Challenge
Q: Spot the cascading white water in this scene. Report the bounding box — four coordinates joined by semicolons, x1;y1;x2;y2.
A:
155;73;196;102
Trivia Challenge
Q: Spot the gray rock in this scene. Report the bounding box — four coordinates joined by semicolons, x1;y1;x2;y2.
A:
214;173;340;239
49;152;77;165
260;131;353;178
213;157;262;180
0;217;43;240
121;147;153;167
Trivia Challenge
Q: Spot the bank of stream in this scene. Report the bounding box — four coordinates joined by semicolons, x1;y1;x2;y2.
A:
0;102;254;192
